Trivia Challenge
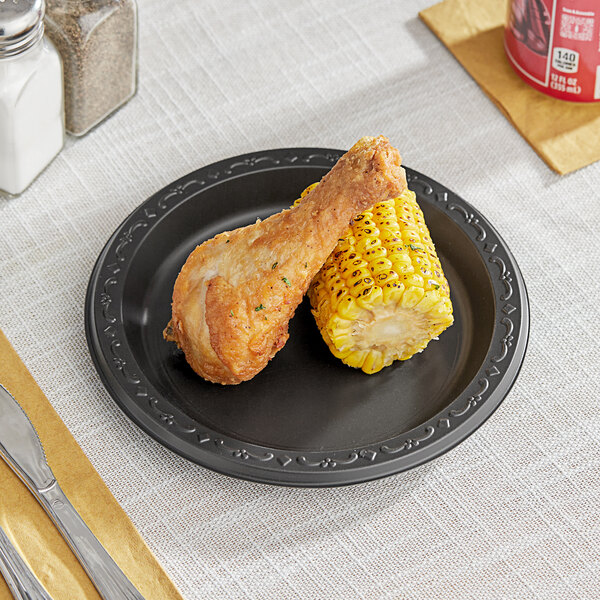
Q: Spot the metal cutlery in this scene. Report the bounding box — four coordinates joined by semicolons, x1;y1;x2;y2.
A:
0;525;52;600
0;384;145;600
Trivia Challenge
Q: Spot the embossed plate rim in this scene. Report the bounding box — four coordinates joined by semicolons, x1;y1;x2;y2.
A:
85;147;530;486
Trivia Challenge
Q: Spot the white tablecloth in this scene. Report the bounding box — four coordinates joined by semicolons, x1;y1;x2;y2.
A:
2;0;600;598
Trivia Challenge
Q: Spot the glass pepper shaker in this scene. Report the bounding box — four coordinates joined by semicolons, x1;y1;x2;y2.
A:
0;0;64;196
44;0;138;136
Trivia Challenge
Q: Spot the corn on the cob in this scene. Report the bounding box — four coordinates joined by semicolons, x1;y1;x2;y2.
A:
294;183;453;374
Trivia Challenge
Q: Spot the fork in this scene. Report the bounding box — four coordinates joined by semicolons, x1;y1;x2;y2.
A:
0;525;52;600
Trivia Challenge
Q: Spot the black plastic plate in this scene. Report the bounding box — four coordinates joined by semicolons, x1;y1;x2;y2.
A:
85;148;529;486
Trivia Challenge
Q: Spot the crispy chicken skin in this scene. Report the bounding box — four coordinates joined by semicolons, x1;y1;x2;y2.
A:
164;136;407;384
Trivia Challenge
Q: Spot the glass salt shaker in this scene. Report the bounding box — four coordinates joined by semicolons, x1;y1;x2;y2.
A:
0;0;64;196
44;0;138;136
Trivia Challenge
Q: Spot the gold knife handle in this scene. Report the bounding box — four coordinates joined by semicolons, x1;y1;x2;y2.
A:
36;482;145;600
0;525;53;600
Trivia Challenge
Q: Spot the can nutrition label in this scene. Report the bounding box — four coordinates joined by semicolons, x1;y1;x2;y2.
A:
504;0;600;102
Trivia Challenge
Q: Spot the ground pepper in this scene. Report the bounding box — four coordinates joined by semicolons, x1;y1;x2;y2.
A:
45;0;138;136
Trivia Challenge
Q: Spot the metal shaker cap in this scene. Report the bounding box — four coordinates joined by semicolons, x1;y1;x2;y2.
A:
0;0;45;58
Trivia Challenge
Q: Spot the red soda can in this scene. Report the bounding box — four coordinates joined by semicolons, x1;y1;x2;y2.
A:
504;0;600;102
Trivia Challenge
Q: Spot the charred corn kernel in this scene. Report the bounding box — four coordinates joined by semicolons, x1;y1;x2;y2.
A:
336;295;362;319
301;182;319;197
295;185;454;374
382;282;405;304
370;257;394;276
365;246;388;262
356;285;383;309
355;236;381;255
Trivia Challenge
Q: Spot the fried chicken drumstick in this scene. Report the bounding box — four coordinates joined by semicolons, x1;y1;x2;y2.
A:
164;135;407;384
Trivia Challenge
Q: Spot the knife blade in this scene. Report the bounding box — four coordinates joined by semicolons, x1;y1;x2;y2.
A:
0;385;145;600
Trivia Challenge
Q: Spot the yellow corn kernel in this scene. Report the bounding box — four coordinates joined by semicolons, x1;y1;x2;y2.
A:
296;185;454;373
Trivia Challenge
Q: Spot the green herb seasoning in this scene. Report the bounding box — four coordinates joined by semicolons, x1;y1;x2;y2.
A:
282;277;291;287
271;262;278;269
255;304;265;311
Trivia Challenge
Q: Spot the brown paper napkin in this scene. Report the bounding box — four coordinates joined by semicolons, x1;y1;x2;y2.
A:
419;0;600;174
0;330;184;600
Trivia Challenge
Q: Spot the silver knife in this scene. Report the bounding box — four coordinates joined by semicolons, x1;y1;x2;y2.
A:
0;385;145;600
0;524;53;600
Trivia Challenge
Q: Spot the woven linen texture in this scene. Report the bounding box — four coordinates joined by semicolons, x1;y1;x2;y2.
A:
1;0;599;598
